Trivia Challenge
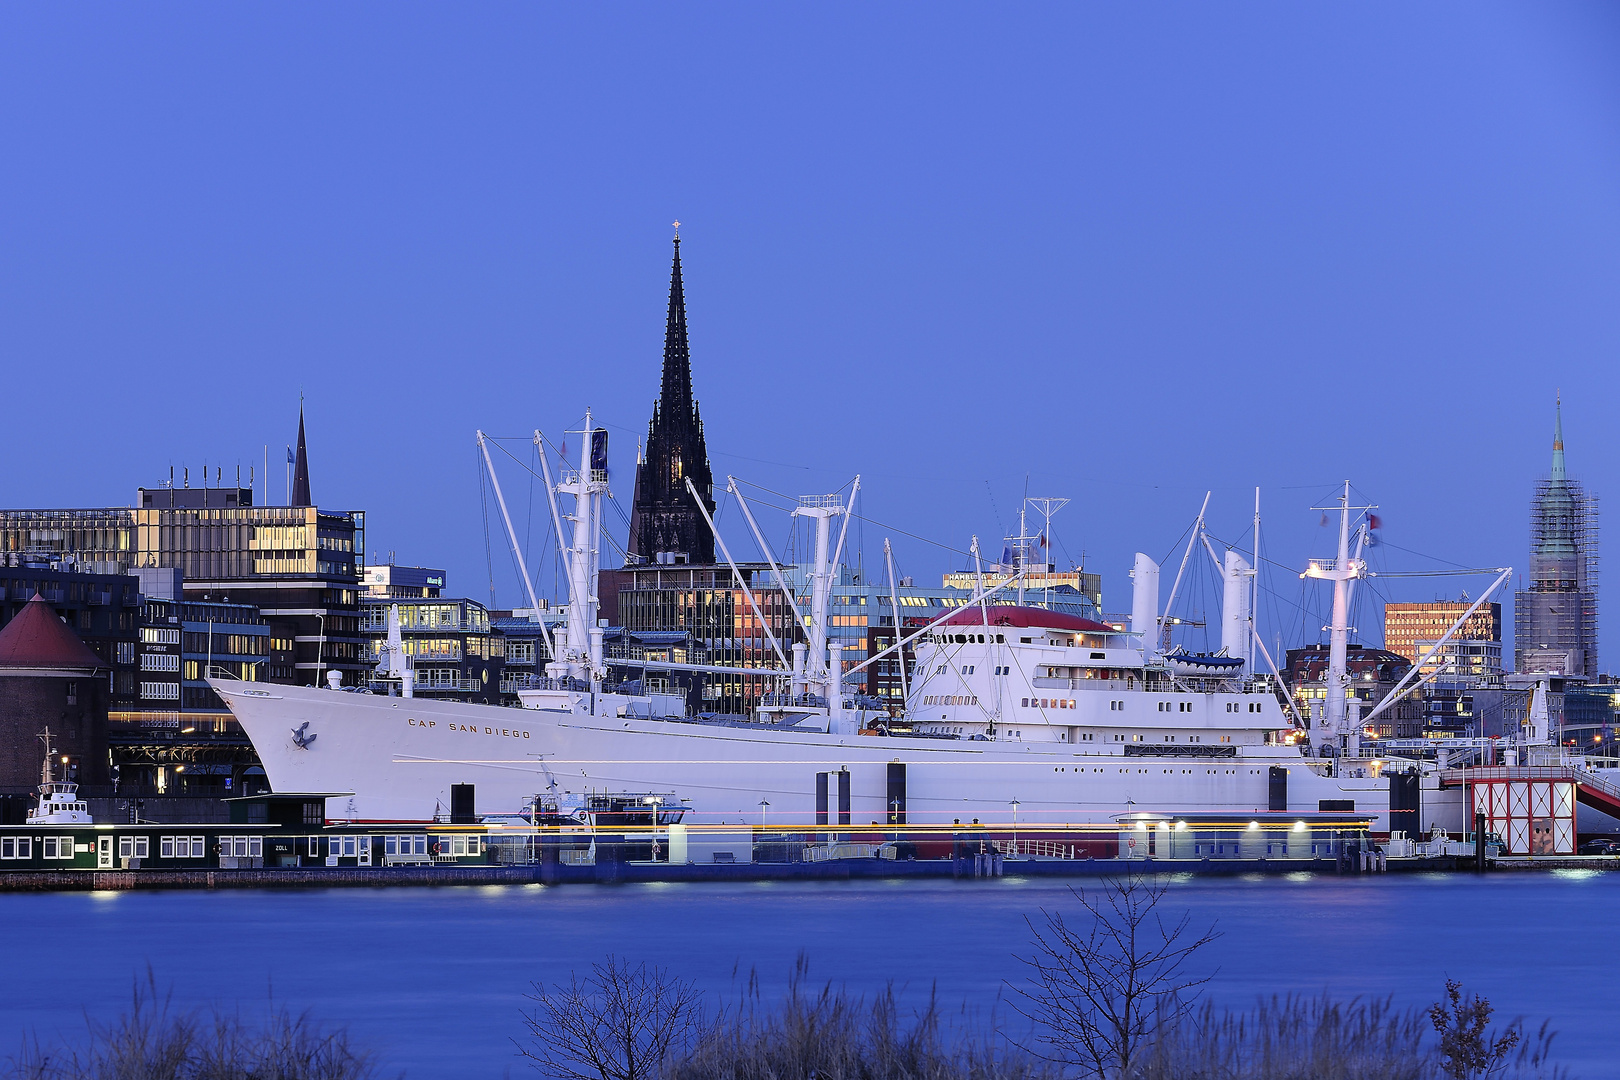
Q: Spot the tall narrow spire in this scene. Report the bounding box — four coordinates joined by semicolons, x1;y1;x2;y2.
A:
626;228;715;565
1551;392;1566;482
292;400;312;507
660;232;695;420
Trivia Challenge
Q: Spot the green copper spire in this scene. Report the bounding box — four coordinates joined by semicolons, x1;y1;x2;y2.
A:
1551;393;1566;482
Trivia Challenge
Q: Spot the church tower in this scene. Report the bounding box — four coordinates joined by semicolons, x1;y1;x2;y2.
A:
1514;397;1599;676
627;232;716;565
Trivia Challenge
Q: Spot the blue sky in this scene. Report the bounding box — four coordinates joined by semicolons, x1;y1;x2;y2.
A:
3;6;1618;659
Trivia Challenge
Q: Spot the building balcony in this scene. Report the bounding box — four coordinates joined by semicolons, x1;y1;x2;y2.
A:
361;643;464;663
409;675;485;693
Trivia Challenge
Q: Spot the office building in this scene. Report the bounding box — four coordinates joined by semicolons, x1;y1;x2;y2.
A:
613;562;798;715
1383;601;1502;669
611;559;977;716
0;404;367;688
491;608;559;703
362;564;445;599
113;595;272;796
361;595;504;704
1283;645;1423;739
1514;400;1598;676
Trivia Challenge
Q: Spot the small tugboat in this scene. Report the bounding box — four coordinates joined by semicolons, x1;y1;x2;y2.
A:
27;728;92;826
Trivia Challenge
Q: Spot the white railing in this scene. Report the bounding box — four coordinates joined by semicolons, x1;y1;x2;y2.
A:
996;839;1082;859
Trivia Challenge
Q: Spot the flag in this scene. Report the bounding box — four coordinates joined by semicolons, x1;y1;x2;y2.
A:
1368;514;1382;530
1319;513;1329;527
286;446;294;464
1038;532;1047;548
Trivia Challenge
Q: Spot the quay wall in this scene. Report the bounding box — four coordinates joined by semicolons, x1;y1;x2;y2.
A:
0;855;1480;891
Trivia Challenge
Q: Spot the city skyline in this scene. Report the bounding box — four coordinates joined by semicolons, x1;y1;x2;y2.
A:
3;7;1617;661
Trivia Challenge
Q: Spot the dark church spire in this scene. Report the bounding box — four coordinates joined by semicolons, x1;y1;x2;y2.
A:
627;228;716;565
661;235;695;419
292;400;312;507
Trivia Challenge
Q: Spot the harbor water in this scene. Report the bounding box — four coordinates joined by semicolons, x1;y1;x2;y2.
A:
2;872;1614;1078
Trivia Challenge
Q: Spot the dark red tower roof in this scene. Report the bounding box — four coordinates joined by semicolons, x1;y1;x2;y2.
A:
0;595;107;673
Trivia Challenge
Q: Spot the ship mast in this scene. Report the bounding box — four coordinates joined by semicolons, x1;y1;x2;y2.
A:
1302;482;1373;758
545;409;610;688
38;728;55;786
793;483;860;730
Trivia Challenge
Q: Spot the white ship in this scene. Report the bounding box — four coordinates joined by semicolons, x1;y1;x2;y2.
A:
28;729;94;826
214;418;1484;842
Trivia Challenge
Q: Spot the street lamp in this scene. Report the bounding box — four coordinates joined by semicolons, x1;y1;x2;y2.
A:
643;795;663;862
1010;798;1021;854
758;798;770;828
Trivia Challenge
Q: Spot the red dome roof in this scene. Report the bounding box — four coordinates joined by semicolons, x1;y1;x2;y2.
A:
0;595;107;673
938;605;1115;633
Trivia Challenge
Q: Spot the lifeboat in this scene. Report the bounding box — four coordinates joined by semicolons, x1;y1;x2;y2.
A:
1161;646;1244;678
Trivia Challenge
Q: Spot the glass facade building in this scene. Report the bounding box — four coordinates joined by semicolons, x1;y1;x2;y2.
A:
361;597;504;704
0;502;365;688
1382;602;1502;668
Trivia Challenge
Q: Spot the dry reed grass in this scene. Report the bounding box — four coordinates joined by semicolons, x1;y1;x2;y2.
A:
4;973;375;1080
664;955;1055;1080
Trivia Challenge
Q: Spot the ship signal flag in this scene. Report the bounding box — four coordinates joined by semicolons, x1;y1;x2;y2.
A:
1368;514;1382;529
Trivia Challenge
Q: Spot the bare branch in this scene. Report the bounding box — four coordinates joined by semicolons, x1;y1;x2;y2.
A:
1010;872;1220;1080
516;956;708;1080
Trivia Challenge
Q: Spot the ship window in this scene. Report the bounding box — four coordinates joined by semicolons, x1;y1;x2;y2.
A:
42;837;58;859
0;837;12;859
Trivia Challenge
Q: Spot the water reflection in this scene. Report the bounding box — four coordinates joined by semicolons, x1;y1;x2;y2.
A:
0;875;1611;1080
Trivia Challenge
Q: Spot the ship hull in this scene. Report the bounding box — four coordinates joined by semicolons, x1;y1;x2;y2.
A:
215;684;1448;834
